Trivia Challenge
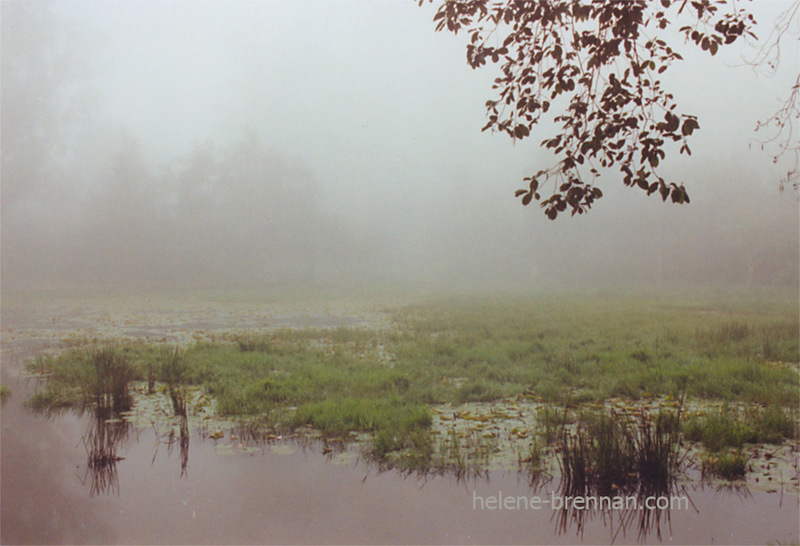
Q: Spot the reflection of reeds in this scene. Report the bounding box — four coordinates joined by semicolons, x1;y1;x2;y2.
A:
230;420;280;445
179;416;189;476
550;481;695;543
81;413;130;496
150;414;191;478
431;428;491;482
163;414;190;477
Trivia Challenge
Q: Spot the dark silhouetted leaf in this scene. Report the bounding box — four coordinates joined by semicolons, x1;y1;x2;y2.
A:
514;124;530;139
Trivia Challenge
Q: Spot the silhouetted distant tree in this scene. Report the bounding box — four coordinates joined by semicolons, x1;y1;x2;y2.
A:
421;0;798;218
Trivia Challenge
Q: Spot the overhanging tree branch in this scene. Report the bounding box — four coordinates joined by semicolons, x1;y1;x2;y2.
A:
421;0;761;219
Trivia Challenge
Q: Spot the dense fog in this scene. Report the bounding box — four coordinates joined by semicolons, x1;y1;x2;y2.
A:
2;1;798;293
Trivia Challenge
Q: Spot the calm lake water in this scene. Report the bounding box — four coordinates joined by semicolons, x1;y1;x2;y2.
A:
1;294;798;545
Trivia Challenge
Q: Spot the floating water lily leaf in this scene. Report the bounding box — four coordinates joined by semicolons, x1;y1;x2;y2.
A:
510;427;529;439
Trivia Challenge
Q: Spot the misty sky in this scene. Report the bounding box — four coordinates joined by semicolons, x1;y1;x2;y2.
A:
1;0;798;291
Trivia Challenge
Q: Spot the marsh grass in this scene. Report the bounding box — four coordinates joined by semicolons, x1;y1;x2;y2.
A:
292;397;430;438
235;332;273;353
558;408;684;497
683;405;798;451
683;403;796;482
701;450;749;480
90;345;136;415
28;344;137;416
537;404;568;444
25;289;799;477
385;292;798;408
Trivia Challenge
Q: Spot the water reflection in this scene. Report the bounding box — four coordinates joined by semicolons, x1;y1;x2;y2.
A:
18;382;787;544
13;394;795;545
548;479;697;543
339;437;708;543
79;404;192;495
31;383;193;494
156;413;190;478
79;412;129;496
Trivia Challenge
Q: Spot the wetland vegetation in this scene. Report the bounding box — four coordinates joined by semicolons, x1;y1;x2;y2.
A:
25;289;799;490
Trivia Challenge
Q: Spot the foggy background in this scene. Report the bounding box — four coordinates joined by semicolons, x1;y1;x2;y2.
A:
2;0;798;293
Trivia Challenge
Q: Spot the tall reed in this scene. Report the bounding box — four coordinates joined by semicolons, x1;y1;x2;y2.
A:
87;344;135;416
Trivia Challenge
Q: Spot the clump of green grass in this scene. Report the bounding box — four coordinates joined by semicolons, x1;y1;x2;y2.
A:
291;397;428;435
0;385;10;405
684;404;796;482
683;405;797;451
89;345;136;415
701;450;749;480
753;405;799;443
683;409;750;451
290;396;432;467
374;427;434;472
28;344;137;416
